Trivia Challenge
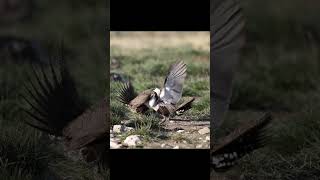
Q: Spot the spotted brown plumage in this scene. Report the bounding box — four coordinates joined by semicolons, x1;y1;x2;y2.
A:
211;113;272;172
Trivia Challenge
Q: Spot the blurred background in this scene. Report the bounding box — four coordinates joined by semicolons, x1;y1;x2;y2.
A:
219;0;320;179
0;0;108;179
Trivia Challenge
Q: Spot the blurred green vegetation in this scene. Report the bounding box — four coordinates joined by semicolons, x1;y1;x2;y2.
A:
220;0;320;179
0;0;108;179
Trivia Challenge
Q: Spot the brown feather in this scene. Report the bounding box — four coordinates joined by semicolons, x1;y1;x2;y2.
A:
175;97;195;115
211;112;272;172
62;98;108;151
157;103;176;117
128;89;153;110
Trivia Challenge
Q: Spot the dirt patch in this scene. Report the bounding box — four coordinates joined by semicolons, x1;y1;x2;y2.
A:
111;118;210;149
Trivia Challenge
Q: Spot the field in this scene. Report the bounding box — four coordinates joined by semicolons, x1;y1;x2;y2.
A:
110;32;210;149
0;0;108;179
212;0;320;179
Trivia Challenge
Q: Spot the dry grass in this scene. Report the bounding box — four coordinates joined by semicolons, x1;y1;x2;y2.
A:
110;31;210;52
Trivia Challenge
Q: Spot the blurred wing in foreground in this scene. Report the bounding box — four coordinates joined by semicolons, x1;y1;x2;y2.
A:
211;0;245;130
211;113;272;172
21;50;89;136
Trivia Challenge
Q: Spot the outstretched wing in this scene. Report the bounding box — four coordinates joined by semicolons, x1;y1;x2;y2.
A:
20;47;89;136
115;81;136;105
211;112;272;172
160;61;187;104
211;0;245;128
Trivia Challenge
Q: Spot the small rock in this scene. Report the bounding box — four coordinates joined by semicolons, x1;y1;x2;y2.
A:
199;137;203;140
110;137;121;143
196;144;203;148
161;144;166;148
113;125;125;133
198;127;210;135
205;136;210;141
173;146;179;149
110;141;122;149
123;135;142;147
177;130;184;133
183;140;187;144
169;121;174;123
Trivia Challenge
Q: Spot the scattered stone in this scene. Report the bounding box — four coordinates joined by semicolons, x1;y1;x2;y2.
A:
110;137;121;143
173;146;179;149
113;125;125;133
177;130;184;133
183;140;187;144
205;136;210;141
161;144;166;148
123;135;142;147
198;127;210;135
196;144;203;148
199;137;203;140
110;141;122;149
169;121;174;123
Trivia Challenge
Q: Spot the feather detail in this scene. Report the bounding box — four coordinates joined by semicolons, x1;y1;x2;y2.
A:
20;46;89;136
211;112;272;172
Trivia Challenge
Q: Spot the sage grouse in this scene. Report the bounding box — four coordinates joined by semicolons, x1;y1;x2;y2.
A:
20;51;108;166
211;113;272;172
116;61;195;123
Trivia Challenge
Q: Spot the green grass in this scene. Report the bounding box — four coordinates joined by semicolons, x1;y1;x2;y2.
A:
110;32;210;142
217;0;320;179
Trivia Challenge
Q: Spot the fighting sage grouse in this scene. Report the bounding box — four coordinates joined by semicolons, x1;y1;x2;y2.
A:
20;50;108;165
116;61;195;124
211;113;272;172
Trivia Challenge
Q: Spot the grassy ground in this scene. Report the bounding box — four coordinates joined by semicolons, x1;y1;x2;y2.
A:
0;0;108;179
110;32;210;148
214;0;320;179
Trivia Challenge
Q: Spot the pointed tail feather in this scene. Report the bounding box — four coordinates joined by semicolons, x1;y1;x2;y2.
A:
211;112;272;172
20;46;89;136
115;82;136;105
175;97;195;115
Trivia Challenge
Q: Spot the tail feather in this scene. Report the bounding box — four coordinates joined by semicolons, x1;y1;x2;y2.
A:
211;112;272;172
115;82;136;105
175;97;195;115
21;46;89;136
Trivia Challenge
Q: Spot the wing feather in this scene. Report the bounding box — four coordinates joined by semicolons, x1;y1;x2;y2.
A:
161;61;187;104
